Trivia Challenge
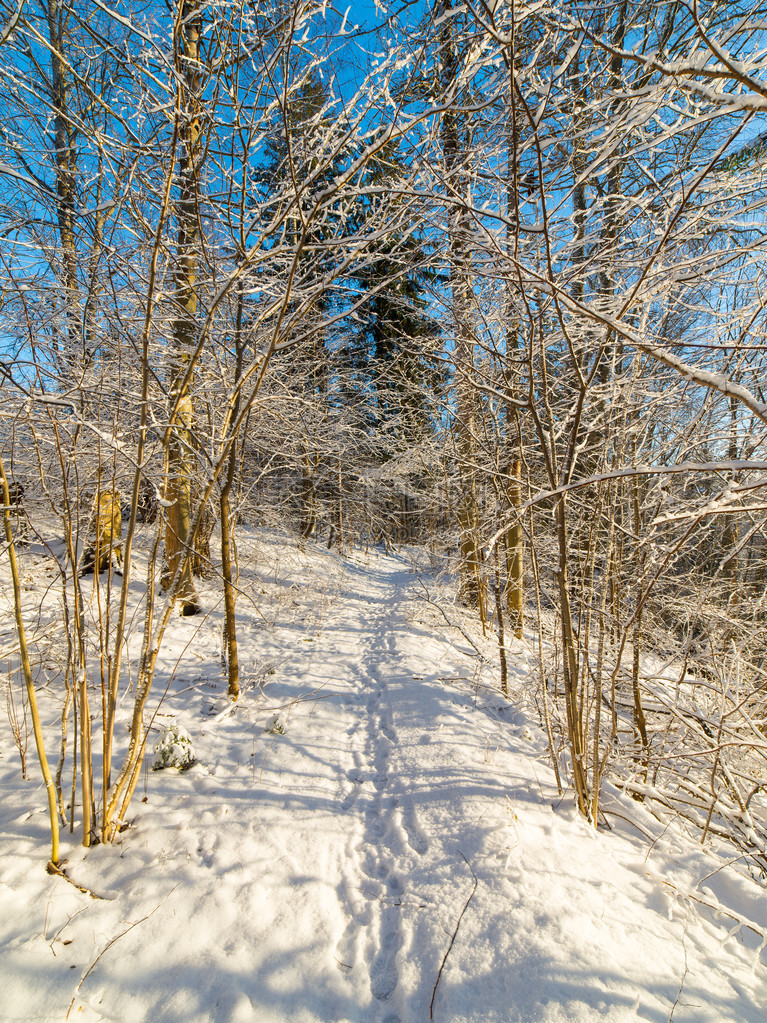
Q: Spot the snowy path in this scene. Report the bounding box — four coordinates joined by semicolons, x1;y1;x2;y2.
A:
333;564;415;1011
331;558;456;1019
2;537;767;1022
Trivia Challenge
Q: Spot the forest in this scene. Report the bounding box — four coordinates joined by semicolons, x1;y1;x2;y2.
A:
2;0;767;893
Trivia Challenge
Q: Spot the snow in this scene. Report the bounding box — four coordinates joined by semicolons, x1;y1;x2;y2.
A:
2;528;767;1022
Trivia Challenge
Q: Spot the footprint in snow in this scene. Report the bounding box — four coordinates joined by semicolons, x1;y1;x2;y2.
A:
371;929;401;1001
401;797;428;855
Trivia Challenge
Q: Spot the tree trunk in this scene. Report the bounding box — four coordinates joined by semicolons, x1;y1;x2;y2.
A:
219;283;246;702
1;456;61;866
554;494;591;818
505;458;524;638
722;396;739;601
163;0;203;616
300;440;317;539
439;0;485;614
504;30;524;638
220;484;240;700
45;0;79;360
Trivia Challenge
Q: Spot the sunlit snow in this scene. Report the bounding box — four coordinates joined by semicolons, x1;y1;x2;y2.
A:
1;528;766;1022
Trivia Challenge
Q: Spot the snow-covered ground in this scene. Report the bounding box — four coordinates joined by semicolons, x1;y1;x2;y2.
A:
2;529;767;1022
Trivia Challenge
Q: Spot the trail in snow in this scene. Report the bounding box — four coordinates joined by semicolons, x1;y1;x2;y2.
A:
1;532;767;1023
334;562;426;1018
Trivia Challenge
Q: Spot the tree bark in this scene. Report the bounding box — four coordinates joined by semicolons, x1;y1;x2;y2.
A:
45;0;78;360
439;0;485;614
163;0;203;616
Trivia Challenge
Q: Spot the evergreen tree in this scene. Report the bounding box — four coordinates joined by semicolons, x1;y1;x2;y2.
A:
257;66;349;537
347;142;445;450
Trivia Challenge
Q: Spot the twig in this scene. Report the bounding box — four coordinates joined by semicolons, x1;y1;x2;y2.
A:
357;886;427;909
661;878;766;943
694;852;749;888
600;806;657;842
47;860;104;900
65;885;178;1020
49;908;87;957
259;736;278;784
430;853;478;1020
668;919;690;1022
416;580;487;662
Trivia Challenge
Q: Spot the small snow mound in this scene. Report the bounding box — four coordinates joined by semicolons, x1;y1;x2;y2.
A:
151;722;197;771
265;713;288;735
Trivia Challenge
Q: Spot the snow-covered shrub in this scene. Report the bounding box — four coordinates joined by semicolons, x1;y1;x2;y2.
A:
264;713;287;735
151;722;197;771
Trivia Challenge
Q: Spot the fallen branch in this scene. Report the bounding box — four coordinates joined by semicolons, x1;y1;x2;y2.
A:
47;860;104;900
415;579;487;662
430;853;478;1020
660;878;766;945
